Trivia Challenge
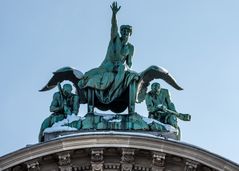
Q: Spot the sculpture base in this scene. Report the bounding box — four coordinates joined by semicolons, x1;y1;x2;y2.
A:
43;130;179;142
41;112;179;142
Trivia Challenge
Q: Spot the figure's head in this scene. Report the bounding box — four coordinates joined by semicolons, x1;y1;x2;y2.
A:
120;25;132;41
63;84;72;96
151;82;161;93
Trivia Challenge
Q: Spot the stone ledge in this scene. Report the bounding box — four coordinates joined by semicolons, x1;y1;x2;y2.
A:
0;133;238;171
43;130;178;142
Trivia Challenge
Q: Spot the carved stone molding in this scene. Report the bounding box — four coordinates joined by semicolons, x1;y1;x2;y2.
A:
121;163;133;171
151;152;166;171
121;148;135;163
152;152;166;167
121;148;135;171
184;159;199;171
25;160;40;171
57;152;72;171
134;165;150;171
1;134;239;171
91;163;103;171
58;166;72;171
58;152;71;166
72;165;91;171
91;148;104;171
91;148;104;163
104;163;120;169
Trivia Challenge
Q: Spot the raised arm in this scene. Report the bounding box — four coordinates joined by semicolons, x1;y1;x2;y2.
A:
110;2;121;40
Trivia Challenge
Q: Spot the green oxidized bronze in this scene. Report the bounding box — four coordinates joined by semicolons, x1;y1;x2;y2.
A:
78;2;138;113
50;83;79;115
39;83;79;141
146;83;191;128
39;2;190;142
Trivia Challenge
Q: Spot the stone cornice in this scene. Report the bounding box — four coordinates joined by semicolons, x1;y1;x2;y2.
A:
0;132;238;171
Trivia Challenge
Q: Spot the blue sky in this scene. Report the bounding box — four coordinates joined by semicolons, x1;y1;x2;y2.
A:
0;0;239;164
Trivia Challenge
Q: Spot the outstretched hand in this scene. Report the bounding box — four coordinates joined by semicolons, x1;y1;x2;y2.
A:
110;1;121;14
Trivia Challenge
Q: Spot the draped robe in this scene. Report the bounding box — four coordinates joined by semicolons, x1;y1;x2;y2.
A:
78;34;138;112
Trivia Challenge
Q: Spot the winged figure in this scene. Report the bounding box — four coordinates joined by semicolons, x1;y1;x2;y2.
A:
40;65;182;113
40;2;183;114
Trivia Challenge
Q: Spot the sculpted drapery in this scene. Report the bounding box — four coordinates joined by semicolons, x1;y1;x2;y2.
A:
78;2;138;111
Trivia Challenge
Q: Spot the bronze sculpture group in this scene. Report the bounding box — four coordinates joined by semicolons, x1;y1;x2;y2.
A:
39;2;190;142
78;2;138;113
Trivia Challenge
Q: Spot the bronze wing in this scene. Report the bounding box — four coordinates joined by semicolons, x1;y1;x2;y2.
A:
136;65;183;103
39;66;83;91
39;67;87;103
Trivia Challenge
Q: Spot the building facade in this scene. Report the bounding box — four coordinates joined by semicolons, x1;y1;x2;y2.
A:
0;132;238;171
